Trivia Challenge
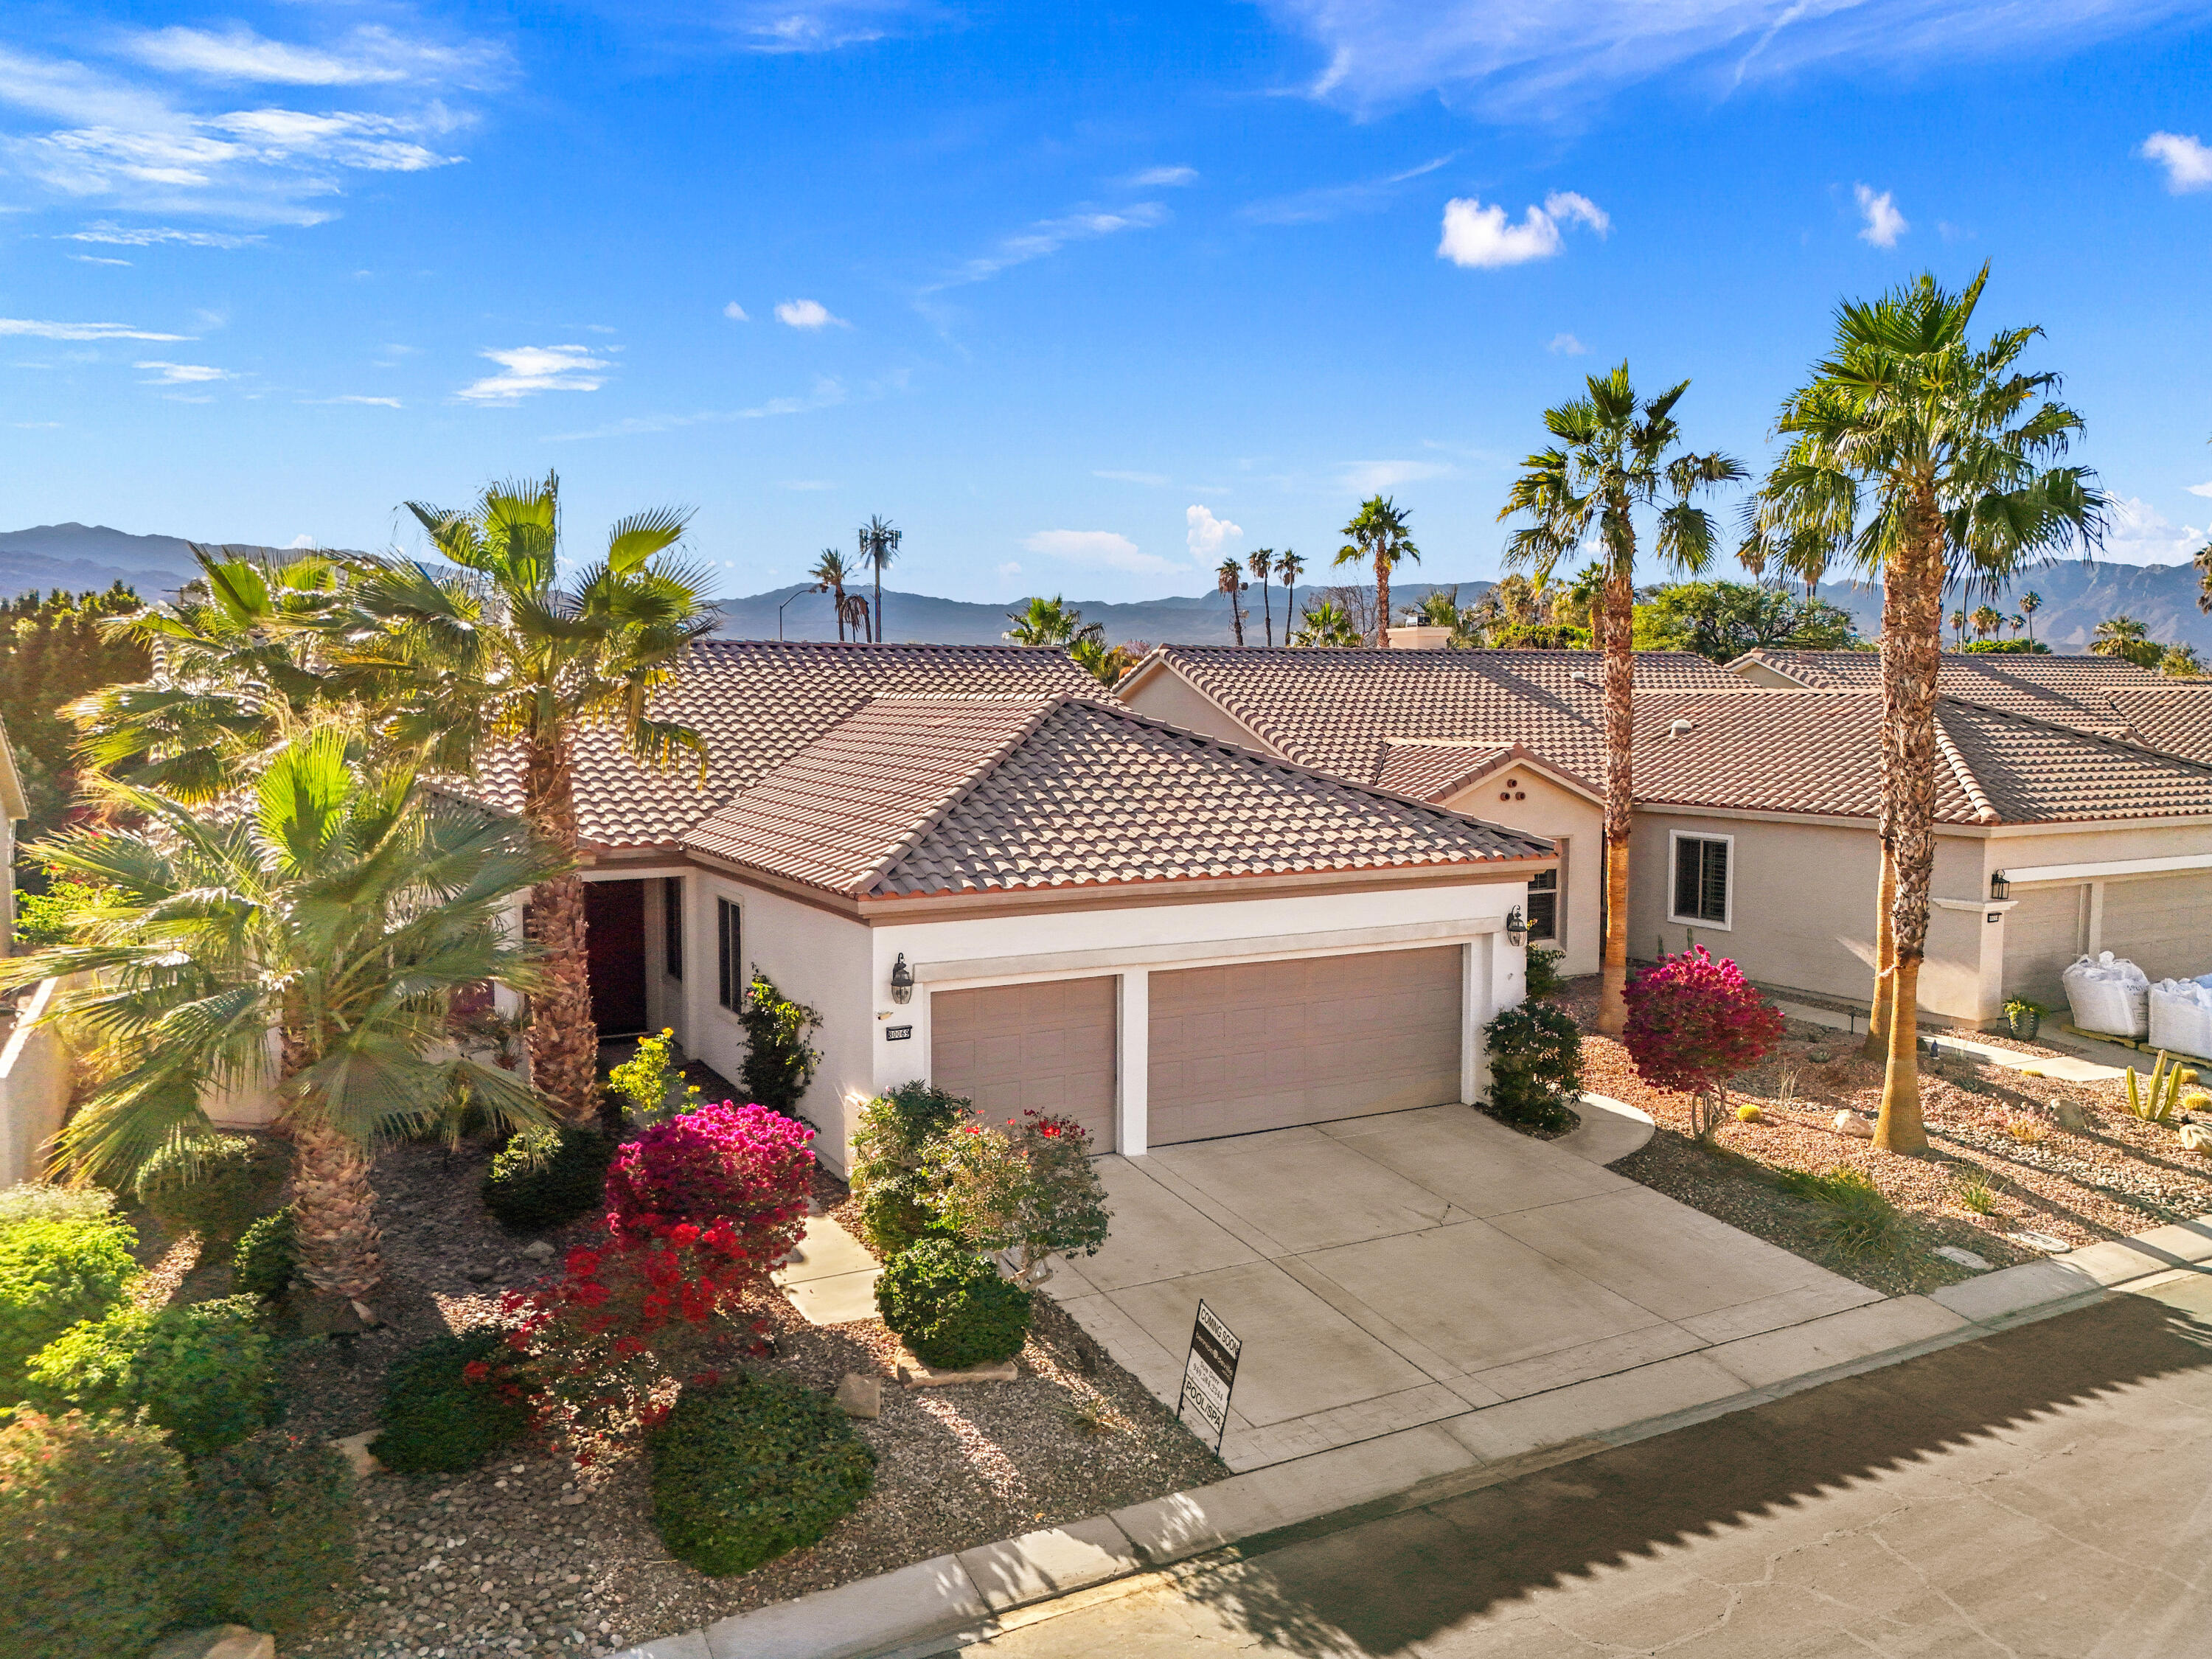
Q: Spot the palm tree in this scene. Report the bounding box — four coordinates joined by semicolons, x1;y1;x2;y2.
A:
1498;364;1744;1036
1276;549;1304;628
2020;589;2042;643
838;592;872;639
1335;497;1419;644
1215;558;1247;646
1752;265;2104;1152
1248;549;1276;646
338;473;717;1124
858;516;900;643
2008;613;2025;639
1004;595;1103;647
2091;613;2151;660
1950;608;1968;647
810;549;856;641
1970;603;2004;641
1290;599;1361;647
1070;636;1139;687
1;729;559;1302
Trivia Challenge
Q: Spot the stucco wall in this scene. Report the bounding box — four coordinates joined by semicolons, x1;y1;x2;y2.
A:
1986;821;2212;1003
1435;769;1601;977
1119;669;1276;753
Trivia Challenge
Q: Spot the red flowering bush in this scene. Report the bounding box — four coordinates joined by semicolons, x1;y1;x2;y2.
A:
925;1109;1110;1287
604;1100;815;1245
1622;947;1788;1136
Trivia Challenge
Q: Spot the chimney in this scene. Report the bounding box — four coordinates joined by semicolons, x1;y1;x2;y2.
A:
1385;625;1454;650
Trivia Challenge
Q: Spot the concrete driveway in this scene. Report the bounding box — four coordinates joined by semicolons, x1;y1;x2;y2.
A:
1050;1106;1882;1472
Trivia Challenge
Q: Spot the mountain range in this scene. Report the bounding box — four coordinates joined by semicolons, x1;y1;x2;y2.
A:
3;524;2205;653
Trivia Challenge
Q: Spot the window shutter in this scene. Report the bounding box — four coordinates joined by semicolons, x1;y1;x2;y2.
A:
1700;840;1729;923
715;899;733;1009
1674;837;1700;920
664;878;684;980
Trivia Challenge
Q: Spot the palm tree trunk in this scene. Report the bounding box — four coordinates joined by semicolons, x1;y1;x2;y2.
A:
1231;593;1245;647
279;1029;383;1301
873;568;883;643
521;731;602;1124
1876;504;1944;1154
1260;582;1273;647
1863;571;1901;1060
1285;576;1295;632
832;579;846;641
1597;571;1634;1035
1374;558;1391;647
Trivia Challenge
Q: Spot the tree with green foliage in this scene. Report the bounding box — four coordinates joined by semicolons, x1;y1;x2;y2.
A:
1003;595;1102;648
0;584;148;848
2091;613;2160;668
1335;495;1419;644
1290;599;1361;647
1215;557;1248;645
1631;580;1860;661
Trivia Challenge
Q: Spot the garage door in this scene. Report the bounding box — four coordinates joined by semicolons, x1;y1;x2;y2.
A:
2003;885;2084;1012
1148;947;1462;1145
2101;877;2212;985
930;977;1117;1151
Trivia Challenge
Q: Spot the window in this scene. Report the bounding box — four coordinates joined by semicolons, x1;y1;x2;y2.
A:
663;878;684;980
716;897;740;1010
1525;868;1558;942
1671;833;1732;928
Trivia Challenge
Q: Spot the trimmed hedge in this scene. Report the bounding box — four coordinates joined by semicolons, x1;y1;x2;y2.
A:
136;1134;289;1257
0;1213;140;1395
178;1430;361;1636
0;1409;189;1659
232;1206;299;1300
482;1124;613;1231
1484;1001;1585;1134
849;1082;969;1256
648;1374;875;1576
375;1326;534;1474
24;1294;278;1458
874;1237;1032;1370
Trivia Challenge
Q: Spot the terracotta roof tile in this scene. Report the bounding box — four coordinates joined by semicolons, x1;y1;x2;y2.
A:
2100;685;2212;765
1373;741;1517;801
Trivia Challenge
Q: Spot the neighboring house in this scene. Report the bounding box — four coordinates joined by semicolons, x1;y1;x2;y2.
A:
1116;645;1751;979
470;642;1552;1173
0;720;24;950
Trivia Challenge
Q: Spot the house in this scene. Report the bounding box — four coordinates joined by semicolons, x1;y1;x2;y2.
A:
1114;645;1753;979
490;642;1553;1173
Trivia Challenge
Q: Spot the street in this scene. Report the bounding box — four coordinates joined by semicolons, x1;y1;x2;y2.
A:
937;1271;2212;1658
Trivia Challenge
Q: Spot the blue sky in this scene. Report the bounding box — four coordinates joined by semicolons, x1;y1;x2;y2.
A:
2;1;2209;603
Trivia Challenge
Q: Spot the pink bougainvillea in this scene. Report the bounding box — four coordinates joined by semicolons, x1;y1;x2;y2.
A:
1622;947;1787;1133
603;1099;814;1248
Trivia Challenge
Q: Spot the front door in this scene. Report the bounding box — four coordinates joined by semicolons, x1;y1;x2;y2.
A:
584;880;650;1037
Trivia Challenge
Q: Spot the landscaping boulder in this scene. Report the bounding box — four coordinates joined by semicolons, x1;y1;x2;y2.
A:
151;1627;275;1659
834;1373;882;1419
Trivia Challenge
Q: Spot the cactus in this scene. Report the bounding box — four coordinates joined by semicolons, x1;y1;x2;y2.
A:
2124;1051;2188;1124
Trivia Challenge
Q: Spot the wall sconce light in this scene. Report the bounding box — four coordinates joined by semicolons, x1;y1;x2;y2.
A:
889;953;914;1005
1989;871;2010;902
1504;905;1526;947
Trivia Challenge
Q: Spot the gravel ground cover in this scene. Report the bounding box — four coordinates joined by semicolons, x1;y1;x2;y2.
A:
1556;977;2212;1296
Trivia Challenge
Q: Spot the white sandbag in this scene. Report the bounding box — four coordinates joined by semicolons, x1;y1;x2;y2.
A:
2149;978;2212;1058
2062;952;2149;1038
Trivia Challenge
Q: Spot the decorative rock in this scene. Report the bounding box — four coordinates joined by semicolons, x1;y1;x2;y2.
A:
465;1264;495;1282
835;1372;883;1419
2010;1229;2071;1253
2179;1122;2212;1152
1807;1049;1834;1064
347;1298;381;1327
329;1429;383;1479
1933;1245;1992;1272
521;1239;556;1262
894;1349;1020;1387
1834;1110;1875;1139
152;1627;275;1659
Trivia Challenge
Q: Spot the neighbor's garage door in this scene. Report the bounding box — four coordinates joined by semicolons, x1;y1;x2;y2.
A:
2101;877;2212;984
2003;885;2084;1012
931;976;1118;1151
1148;946;1461;1145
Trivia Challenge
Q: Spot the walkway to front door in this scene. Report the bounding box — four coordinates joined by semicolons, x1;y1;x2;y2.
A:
1048;1106;1881;1472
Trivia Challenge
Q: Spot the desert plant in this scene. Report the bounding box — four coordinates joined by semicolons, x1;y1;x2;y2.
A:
1064;1393;1123;1436
2002;997;2045;1038
1523;944;1568;1002
1736;1102;1762;1123
374;1327;535;1475
608;1029;700;1129
24;1294;278;1458
922;1110;1109;1287
850;1081;970;1256
1483;1001;1585;1133
2124;1052;2192;1124
735;972;823;1119
178;1430;360;1635
0;1183;115;1229
232;1207;298;1300
603;1099;815;1247
1623;947;1787;1137
1776;1165;1910;1262
647;1373;876;1576
135;1133;289;1258
874;1237;1034;1369
0;1211;140;1394
483;1123;615;1231
1953;1168;1997;1215
2006;1113;2051;1145
0;1408;189;1659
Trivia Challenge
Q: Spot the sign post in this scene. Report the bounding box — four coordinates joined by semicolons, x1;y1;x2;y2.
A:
1174;1298;1242;1454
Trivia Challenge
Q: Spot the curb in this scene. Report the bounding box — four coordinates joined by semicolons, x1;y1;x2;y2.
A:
616;1211;2212;1659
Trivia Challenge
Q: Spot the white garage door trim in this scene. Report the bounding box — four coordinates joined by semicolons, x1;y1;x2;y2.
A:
910;916;1501;988
928;975;1119;1152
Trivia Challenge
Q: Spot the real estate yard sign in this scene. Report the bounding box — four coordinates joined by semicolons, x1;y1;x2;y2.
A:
1175;1298;1242;1453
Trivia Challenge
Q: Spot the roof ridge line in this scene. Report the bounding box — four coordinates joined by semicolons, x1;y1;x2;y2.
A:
1944;694;2212;776
1932;704;2001;825
855;695;1067;896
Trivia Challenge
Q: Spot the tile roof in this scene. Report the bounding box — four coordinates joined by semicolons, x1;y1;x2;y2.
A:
1631;691;2212;825
453;641;1101;852
2099;686;2212;765
1135;646;1750;787
1733;649;2154;734
682;696;1557;900
1371;741;1516;802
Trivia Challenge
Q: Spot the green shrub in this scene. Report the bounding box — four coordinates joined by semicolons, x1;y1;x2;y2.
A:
24;1294;278;1458
0;1409;188;1659
179;1430;360;1636
608;1028;701;1129
648;1374;875;1576
0;1213;139;1394
1776;1165;1912;1262
0;1182;114;1230
874;1237;1032;1369
850;1081;969;1256
1484;1001;1585;1133
375;1327;534;1474
736;970;823;1119
136;1133;290;1257
482;1124;613;1231
1524;944;1568;1001
232;1206;298;1300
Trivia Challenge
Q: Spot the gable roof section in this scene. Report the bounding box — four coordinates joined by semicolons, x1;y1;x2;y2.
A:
684;696;1556;901
2100;685;2212;765
1133;646;1748;787
1632;691;2212;826
1374;740;1604;807
1729;649;2163;734
457;641;1100;852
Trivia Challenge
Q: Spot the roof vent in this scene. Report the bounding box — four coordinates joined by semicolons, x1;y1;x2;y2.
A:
1570;669;1593;685
1668;717;1695;737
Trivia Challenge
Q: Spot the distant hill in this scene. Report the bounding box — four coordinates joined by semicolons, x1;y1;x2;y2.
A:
0;522;359;602
1808;561;2212;654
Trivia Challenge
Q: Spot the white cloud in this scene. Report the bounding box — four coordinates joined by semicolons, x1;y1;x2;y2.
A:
122;25;504;88
2141;131;2212;192
774;298;845;329
931;203;1169;289
2187;480;2212;498
2101;494;2207;565
1854;183;1908;246
1095;469;1169;485
1338;459;1454;493
65;223;262;247
0;316;187;340
723;301;749;321
456;344;611;403
545;378;844;440
1128;164;1197;187
1438;190;1604;268
302;394;402;407
1023;529;1186;577
1186;504;1243;559
995;561;1023;578
70;253;130;265
730;1;923;53
135;360;226;383
287;534;317;549
1548;331;1587;354
1239;156;1449;226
